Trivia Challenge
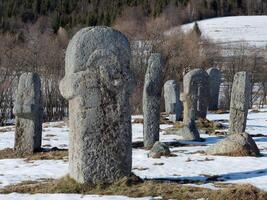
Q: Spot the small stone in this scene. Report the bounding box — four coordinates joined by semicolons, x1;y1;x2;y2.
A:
149;142;171;158
206;132;260;156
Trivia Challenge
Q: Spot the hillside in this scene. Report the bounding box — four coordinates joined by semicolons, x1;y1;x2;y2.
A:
167;16;267;48
1;0;267;33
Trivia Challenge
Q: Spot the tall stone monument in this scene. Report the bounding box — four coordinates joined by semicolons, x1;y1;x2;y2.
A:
177;69;208;141
59;27;135;184
143;53;164;149
229;71;251;134
207;67;221;110
14;72;43;155
164;80;182;121
196;70;209;119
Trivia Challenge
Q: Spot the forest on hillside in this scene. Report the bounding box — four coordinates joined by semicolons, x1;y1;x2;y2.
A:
1;0;267;32
0;0;267;124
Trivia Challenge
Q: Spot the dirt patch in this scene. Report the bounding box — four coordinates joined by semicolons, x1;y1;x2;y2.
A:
0;127;13;133
1;176;266;200
210;110;229;114
132;114;174;125
0;148;68;161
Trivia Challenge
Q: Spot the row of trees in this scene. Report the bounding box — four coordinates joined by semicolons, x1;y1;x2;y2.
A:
0;17;67;125
1;0;267;33
0;3;267;124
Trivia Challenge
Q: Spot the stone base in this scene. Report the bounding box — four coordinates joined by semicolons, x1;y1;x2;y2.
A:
176;126;201;141
206;132;260;156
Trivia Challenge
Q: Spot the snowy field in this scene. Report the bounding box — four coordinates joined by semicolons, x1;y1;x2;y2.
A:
167;16;267;48
1;109;267;199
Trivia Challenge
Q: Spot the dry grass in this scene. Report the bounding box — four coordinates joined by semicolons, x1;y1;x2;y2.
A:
208;149;261;157
196;118;225;133
0;148;68;161
0;176;266;200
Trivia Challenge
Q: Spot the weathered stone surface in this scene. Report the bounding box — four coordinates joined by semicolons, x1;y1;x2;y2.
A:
206;132;260;156
176;69;208;141
196;70;209;119
143;53;164;149
148;142;171;158
14;72;43;155
164;80;182;121
229;72;251;134
207;67;221;110
59;27;135;184
218;82;231;110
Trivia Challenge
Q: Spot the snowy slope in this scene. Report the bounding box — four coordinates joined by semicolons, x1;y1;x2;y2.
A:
167;16;267;48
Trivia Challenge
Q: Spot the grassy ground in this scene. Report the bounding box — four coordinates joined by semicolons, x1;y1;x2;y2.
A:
0;176;266;200
0;148;68;161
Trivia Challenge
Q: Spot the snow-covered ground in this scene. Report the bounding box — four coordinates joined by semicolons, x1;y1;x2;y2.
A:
167;16;267;48
1;109;267;199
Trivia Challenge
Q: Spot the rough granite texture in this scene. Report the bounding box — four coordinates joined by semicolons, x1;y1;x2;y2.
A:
143;53;164;149
148;142;171;158
229;72;251;134
14;72;43;155
206;132;260;156
163;80;182;121
177;69;209;141
196;70;209;119
207;67;221;110
59;27;135;184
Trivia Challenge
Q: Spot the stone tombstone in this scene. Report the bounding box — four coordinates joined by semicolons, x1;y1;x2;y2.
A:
196;70;209;119
14;72;43;154
164;80;182;121
143;53;164;149
229;71;251;134
207;67;221;110
177;69;208;141
218;82;231;110
59;27;135;184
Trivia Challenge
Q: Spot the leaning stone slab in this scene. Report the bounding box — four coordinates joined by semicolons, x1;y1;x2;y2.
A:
206;132;260;157
143;53;164;149
164;80;182;121
59;27;135;184
207;67;221;110
229;72;251;134
14;72;43;155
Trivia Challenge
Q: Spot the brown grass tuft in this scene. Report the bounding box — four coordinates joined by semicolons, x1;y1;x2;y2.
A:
0;148;68;161
0;176;266;200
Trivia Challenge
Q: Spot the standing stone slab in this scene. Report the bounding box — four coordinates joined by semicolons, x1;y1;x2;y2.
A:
229;72;251;134
59;27;135;184
164;80;182;121
143;53;164;149
177;69;209;141
207;67;221;110
14;72;43;154
196;70;209;119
